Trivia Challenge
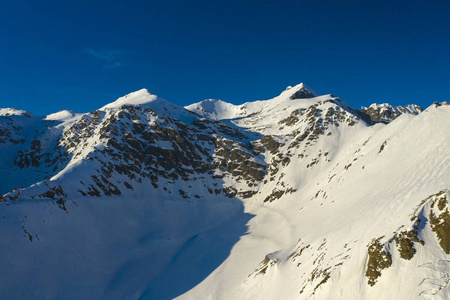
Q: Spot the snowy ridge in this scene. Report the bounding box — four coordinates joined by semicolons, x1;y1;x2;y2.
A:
45;110;83;122
99;88;159;110
184;99;244;120
185;83;321;121
361;102;423;123
1;84;449;300
0;108;31;117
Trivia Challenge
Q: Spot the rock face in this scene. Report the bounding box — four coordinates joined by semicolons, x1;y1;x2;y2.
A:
1;83;450;300
287;84;318;99
360;103;423;123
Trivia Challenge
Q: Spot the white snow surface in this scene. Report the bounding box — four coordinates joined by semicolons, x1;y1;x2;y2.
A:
45;110;83;122
1;85;450;300
100;88;161;110
101;88;198;123
0;108;30;116
185;83;320;121
184;99;245;120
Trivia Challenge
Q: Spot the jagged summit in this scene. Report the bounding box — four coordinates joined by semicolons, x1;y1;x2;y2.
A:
361;103;423;123
284;83;319;99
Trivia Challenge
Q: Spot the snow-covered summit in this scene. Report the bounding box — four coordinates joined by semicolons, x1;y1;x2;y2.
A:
283;82;319;99
186;83;362;136
0;108;31;117
100;88;198;122
186;83;322;121
185;99;244;120
99;88;162;110
45;110;83;122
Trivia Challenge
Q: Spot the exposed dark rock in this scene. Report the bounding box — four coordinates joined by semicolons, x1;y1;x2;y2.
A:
290;87;316;99
365;237;392;286
360;104;423;124
429;191;450;253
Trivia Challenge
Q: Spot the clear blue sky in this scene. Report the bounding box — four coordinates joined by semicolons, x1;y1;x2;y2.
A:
1;0;449;115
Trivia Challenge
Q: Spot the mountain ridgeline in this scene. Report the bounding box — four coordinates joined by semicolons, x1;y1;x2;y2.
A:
1;84;449;299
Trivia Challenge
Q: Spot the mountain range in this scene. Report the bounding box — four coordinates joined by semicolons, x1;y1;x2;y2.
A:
1;83;449;299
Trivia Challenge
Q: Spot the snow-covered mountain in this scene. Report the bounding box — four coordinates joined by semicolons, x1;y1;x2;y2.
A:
185;83;320;121
1;84;449;299
361;103;423;123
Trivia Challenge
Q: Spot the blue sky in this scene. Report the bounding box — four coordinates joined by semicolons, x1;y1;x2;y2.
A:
1;0;449;115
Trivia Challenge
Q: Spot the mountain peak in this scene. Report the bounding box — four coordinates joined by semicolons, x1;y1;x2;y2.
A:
45;110;82;122
0;108;32;117
99;88;199;123
185;98;241;120
284;83;319;99
361;103;423;124
186;83;324;121
99;88;160;111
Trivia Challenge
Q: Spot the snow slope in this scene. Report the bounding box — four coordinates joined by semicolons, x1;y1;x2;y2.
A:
182;103;450;300
1;85;449;299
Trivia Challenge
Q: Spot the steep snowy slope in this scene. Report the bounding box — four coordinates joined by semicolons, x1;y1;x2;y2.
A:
0;110;77;195
1;85;449;300
184;86;450;299
0;88;267;299
181;102;450;300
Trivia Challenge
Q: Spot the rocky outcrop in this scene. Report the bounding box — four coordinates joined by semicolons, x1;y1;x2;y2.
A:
360;103;423;124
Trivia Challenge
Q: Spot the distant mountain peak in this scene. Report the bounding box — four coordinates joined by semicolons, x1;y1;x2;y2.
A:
361;103;423;123
0;108;32;117
185;98;242;120
186;83;323;121
45;110;82;122
99;88;161;111
285;83;319;99
200;98;227;106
